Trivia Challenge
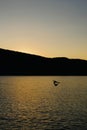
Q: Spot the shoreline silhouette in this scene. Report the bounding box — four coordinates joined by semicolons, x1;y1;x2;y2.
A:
0;48;87;76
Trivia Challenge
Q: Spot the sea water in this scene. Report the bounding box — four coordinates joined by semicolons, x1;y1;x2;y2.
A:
0;76;87;130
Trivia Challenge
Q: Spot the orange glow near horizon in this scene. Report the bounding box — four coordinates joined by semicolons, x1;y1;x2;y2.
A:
0;0;87;60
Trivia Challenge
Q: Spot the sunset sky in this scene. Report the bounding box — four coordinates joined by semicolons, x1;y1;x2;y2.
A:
0;0;87;59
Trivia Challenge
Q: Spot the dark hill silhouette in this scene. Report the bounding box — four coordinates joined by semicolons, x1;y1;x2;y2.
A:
0;48;87;75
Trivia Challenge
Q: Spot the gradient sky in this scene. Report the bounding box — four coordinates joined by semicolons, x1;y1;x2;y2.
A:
0;0;87;59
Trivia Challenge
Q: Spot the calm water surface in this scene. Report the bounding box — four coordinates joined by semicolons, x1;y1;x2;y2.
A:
0;76;87;130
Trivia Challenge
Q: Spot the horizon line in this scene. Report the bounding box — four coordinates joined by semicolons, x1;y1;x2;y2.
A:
0;47;86;61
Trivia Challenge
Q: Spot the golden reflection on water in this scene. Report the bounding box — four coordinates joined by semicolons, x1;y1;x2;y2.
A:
0;76;87;129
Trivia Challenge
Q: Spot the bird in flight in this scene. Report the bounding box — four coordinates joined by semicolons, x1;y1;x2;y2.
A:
53;80;60;86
